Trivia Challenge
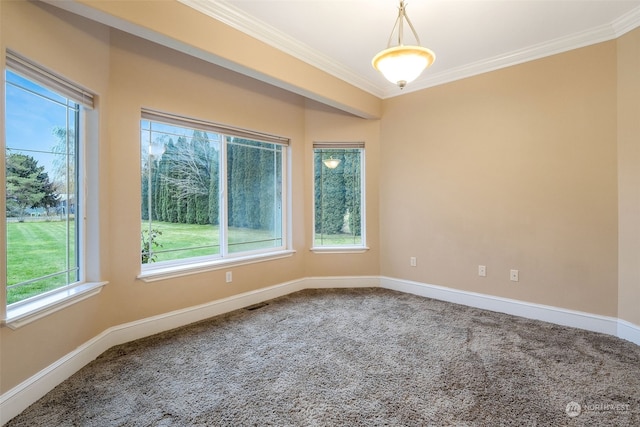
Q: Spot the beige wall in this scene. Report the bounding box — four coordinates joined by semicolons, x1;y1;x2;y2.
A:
1;0;112;394
379;41;619;316
617;28;640;326
303;101;381;277
104;29;309;328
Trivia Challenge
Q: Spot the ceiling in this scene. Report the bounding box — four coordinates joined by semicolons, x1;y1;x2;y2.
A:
181;0;640;98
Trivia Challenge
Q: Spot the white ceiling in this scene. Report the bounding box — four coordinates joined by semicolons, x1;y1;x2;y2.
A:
182;0;640;98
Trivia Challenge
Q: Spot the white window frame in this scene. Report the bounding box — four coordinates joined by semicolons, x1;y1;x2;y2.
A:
2;51;106;329
138;109;294;282
311;141;368;253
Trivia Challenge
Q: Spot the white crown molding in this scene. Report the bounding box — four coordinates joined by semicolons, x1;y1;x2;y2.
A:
2;275;638;425
178;0;384;98
180;0;640;100
396;5;640;98
612;4;640;38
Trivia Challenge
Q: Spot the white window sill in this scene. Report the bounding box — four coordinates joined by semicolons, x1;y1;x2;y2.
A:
4;281;108;330
310;246;370;254
138;249;296;282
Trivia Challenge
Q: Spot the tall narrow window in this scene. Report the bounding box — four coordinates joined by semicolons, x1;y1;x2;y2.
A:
313;142;365;248
4;52;93;306
141;110;288;268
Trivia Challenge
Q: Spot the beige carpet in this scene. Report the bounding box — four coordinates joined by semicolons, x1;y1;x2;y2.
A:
5;288;640;426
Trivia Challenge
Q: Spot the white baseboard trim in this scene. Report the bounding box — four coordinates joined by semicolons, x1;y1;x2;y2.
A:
379;276;620;336
618;319;640;346
2;275;638;424
0;278;307;425
304;275;380;289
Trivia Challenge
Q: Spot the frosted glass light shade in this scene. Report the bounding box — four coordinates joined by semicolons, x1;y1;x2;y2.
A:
372;45;435;89
323;158;341;169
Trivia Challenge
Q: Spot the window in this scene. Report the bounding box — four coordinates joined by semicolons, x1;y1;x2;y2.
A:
313;142;365;249
140;110;288;271
4;51;98;314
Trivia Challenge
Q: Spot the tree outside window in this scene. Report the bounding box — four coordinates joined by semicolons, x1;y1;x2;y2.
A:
313;143;364;247
4;68;81;305
140;113;287;266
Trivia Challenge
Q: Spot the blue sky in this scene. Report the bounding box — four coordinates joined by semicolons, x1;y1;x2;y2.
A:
5;70;74;176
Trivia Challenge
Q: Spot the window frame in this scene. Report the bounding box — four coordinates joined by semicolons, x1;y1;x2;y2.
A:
138;109;293;281
2;51;106;329
311;142;367;253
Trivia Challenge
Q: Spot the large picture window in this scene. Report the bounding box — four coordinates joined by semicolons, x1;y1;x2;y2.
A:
140;110;288;269
4;52;93;307
313;142;365;248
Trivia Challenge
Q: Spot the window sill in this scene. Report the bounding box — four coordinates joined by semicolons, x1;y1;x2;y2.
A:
3;281;108;330
310;246;370;254
138;249;297;283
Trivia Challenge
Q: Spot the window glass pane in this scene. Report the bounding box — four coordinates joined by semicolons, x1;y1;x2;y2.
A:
314;148;363;246
5;70;80;304
141;117;286;266
227;137;283;253
141;122;221;263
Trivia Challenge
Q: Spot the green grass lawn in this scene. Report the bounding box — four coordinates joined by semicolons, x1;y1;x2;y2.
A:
146;221;283;262
6;220;76;304
314;233;362;246
7;220;357;304
145;222;221;262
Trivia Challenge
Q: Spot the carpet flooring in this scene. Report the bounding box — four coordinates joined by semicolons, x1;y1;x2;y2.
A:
4;288;640;426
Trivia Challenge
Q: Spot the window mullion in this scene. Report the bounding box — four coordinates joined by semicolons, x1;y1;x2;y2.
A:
147;125;154;262
219;135;229;257
65;104;71;287
360;148;366;247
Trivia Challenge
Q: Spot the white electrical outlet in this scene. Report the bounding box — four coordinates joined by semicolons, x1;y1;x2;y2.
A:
478;265;486;277
510;269;519;282
225;271;232;283
410;257;417;267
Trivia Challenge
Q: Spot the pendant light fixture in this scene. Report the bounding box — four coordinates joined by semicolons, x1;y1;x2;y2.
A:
322;156;341;169
372;1;435;89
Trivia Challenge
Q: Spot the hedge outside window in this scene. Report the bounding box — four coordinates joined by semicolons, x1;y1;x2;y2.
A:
140;110;288;268
313;142;365;248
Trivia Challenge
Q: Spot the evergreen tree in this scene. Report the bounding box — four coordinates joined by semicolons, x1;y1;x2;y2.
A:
141;161;149;221
186;195;197;223
228;141;248;228
208;147;219;225
5;153;58;221
315;151;346;235
258;147;275;230
246;145;261;229
195;194;209;225
344;149;361;236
